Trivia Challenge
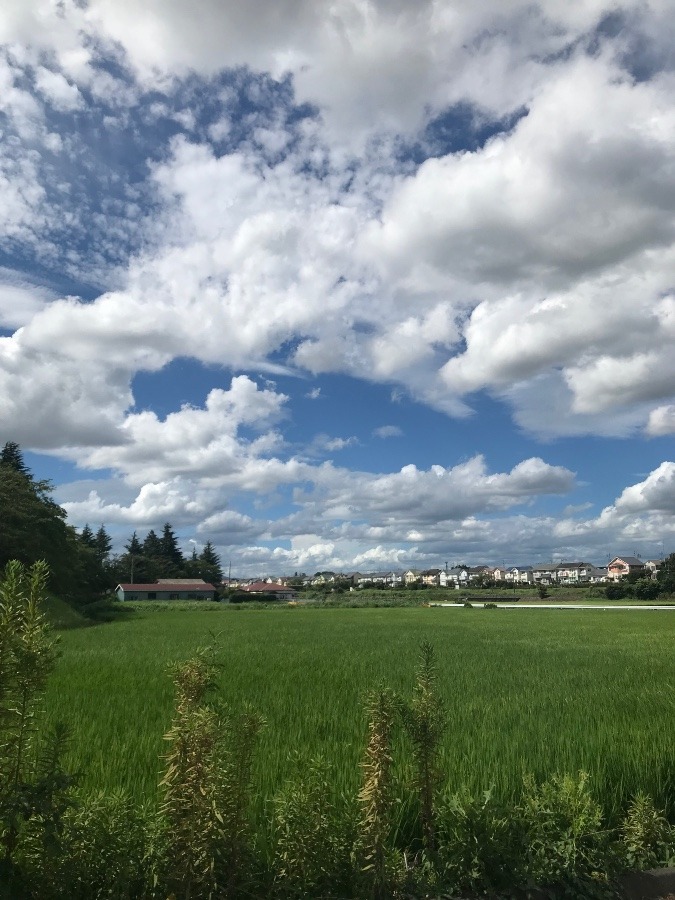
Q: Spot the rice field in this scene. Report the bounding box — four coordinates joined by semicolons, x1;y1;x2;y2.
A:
45;604;675;822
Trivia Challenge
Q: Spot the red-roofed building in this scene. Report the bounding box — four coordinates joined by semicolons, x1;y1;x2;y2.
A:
240;581;297;600
116;582;217;601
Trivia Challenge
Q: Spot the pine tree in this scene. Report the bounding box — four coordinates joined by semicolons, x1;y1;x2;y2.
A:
94;526;112;562
0;451;75;594
79;524;97;549
199;541;223;585
160;523;184;568
0;441;31;478
143;529;162;559
125;531;143;556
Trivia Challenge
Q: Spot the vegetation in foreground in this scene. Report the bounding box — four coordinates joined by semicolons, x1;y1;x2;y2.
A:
3;561;675;899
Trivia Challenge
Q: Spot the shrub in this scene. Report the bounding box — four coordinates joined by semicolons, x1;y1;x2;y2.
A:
619;793;675;871
517;772;613;893
272;756;354;898
436;788;521;896
633;578;661;602
0;561;77;896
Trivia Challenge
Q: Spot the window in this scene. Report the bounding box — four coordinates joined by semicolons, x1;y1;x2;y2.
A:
169;593;179;600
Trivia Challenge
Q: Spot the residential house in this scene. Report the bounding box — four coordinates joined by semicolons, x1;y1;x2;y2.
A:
607;557;645;581
440;566;466;588
532;563;558;584
420;568;441;586
555;562;603;584
240;581;298;600
505;566;534;584
403;569;421;585
644;559;664;580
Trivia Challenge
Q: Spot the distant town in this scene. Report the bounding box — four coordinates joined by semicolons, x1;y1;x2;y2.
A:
115;556;666;602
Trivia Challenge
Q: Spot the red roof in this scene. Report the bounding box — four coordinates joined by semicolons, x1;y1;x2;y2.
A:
241;581;295;593
117;583;216;591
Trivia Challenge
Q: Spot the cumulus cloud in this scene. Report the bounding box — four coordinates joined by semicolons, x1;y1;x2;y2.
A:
300;455;575;526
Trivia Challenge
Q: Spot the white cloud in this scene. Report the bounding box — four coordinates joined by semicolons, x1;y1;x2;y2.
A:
301;455;575;525
373;425;402;439
0;271;54;328
34;66;83;110
614;462;675;514
647;405;675;436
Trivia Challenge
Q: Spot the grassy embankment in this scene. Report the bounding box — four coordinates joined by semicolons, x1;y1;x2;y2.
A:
46;603;675;825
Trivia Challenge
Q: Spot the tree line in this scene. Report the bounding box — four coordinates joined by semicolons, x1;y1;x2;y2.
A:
0;442;223;605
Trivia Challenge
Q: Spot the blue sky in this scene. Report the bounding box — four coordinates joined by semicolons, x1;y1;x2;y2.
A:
1;1;675;575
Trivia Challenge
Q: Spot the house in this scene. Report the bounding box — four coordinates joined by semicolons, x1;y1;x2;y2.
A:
440;566;468;588
420;568;441;586
607;557;645;581
532;563;558;584
356;572;402;587
402;569;421;585
644;559;663;579
116;581;217;601
505;566;534;584
240;581;298;600
555;562;602;584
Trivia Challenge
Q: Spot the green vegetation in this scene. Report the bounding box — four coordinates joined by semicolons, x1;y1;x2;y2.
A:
4;566;675;898
46;604;675;824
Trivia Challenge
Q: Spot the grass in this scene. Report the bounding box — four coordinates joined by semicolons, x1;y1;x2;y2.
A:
45;604;675;823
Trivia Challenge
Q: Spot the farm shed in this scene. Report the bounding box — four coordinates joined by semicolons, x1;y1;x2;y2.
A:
116;581;217;601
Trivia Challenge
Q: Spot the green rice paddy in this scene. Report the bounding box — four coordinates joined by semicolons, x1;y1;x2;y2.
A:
46;604;675;821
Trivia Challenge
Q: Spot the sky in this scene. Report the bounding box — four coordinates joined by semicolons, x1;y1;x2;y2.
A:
1;0;675;576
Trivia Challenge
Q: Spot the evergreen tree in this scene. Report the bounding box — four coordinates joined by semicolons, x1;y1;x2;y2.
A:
94;525;112;561
0;441;31;478
125;531;143;556
79;524;97;549
0;447;75;595
160;523;184;569
199;541;223;585
143;529;162;559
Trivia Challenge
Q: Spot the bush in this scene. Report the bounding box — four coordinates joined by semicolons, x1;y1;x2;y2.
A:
517;772;613;893
437;789;521;895
619;793;675;871
633;578;661;602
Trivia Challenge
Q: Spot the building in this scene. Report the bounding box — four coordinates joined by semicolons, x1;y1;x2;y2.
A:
555;562;605;584
240;581;298;600
607;557;645;581
116;581;217;601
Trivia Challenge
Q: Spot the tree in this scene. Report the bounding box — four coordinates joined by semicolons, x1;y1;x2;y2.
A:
160;523;183;567
79;524;97;549
0;453;75;595
125;531;143;557
633;577;661;602
0;441;31;478
657;553;675;594
199;541;223;585
143;529;162;559
94;526;112;562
